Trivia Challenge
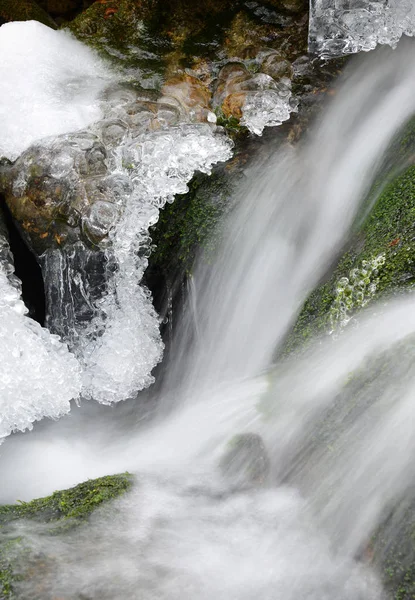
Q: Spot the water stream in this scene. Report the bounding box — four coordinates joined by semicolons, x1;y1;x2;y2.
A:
1;19;415;600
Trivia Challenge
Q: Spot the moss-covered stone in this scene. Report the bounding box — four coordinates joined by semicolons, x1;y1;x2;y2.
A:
148;167;237;278
66;0;168;81
372;497;415;600
219;433;270;487
0;473;133;598
0;473;133;525
284;162;415;354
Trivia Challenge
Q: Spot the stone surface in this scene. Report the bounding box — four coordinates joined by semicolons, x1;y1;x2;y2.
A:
219;433;270;487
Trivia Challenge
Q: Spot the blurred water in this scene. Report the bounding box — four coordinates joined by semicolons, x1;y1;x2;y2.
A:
2;42;415;599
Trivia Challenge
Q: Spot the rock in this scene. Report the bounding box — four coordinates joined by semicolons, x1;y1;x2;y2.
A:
219;433;270;487
261;52;294;80
0;0;57;28
161;74;211;122
267;0;307;13
0;473;133;599
213;62;251;107
222;92;247;120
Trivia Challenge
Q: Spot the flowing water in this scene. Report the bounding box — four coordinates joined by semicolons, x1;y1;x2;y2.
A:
2;24;415;600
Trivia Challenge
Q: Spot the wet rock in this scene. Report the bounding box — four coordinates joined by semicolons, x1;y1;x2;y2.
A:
222;92;247;120
213;62;251;108
261;52;294;80
219;433;270;488
267;0;307;13
0;133;113;255
161;74;211;122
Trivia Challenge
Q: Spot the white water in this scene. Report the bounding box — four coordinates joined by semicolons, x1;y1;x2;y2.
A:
2;33;415;600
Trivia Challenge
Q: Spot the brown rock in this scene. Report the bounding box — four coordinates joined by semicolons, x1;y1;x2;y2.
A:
261;53;293;80
161;73;211;121
222;92;247;120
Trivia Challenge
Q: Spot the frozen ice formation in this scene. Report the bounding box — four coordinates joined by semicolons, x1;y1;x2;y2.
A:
9;106;233;404
0;20;233;406
240;77;298;136
0;220;81;442
43;123;232;404
309;0;415;57
0;20;113;161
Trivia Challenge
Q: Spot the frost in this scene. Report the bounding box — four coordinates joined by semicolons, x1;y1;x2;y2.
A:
240;79;298;136
309;0;415;58
0;20;113;161
0;224;81;441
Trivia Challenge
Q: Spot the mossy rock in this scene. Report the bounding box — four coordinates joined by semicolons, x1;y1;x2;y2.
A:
0;473;133;525
373;495;415;600
0;473;133;598
284;161;415;355
67;0;168;80
0;0;57;27
148;167;236;277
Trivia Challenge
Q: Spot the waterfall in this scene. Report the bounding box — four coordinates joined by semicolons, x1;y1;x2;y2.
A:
165;39;415;397
2;39;415;599
4;12;415;600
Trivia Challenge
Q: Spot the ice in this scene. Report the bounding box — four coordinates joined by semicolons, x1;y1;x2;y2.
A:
0;220;81;441
78;124;232;403
0;21;113;161
309;0;415;58
240;82;298;136
31;122;232;404
0;20;233;406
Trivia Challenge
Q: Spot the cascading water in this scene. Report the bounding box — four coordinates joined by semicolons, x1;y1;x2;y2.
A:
2;17;415;600
165;40;415;397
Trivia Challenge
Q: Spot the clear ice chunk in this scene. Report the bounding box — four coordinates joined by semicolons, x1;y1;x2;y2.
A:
309;0;415;58
241;84;298;136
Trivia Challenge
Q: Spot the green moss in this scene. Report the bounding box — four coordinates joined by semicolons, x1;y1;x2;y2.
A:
284;164;415;354
215;108;249;138
0;0;57;27
66;0;168;81
373;498;415;600
0;472;133;526
149;168;235;277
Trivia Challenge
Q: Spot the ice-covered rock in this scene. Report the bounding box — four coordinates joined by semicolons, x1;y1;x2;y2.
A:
309;0;415;58
0;220;81;441
57;124;233;404
0;19;234;406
